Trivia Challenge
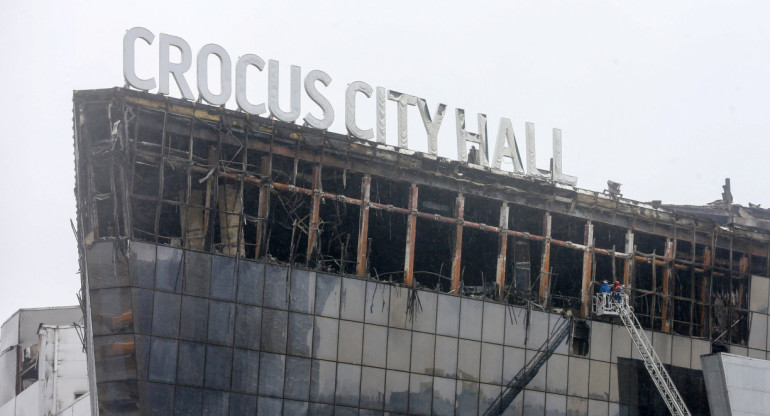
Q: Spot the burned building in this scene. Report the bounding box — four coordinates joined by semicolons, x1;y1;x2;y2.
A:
73;87;770;415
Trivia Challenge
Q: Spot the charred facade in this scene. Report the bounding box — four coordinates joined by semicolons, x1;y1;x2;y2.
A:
74;88;770;415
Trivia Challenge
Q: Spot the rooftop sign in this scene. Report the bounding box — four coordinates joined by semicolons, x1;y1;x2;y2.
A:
123;27;576;185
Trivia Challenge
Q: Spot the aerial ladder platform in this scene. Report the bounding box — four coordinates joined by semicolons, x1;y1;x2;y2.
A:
593;292;692;416
483;314;572;416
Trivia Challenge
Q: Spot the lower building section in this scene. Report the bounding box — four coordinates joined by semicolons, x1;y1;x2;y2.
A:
84;240;713;415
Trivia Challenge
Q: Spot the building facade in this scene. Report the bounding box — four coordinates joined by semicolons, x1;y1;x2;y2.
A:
74;88;770;415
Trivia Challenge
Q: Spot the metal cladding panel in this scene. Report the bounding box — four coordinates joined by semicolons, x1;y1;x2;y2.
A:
702;353;770;416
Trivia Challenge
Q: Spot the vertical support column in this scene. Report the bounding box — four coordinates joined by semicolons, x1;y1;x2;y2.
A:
539;213;552;307
495;203;509;301
580;221;595;318
451;194;465;293
661;239;674;333
403;184;419;287
254;155;271;259
306;165;322;266
701;247;712;337
623;230;635;286
356;175;372;277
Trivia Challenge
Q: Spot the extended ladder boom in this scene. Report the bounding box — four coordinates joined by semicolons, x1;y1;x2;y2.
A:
615;295;691;416
483;316;572;416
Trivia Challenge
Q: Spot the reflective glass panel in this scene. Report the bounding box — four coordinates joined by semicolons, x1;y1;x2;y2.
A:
204;345;233;390
480;343;503;385
257;396;282;414
310;359;336;404
526;310;549;350
174;387;202;416
436;294;460;337
652;332;672;365
334;406;358;416
91;287;133;335
410;332;435;375
338;320;364;365
340;278;366;321
750;275;769;313
545;392;567;416
549;314;570;355
156;245;183;292
360;366;385;410
130;242;156;289
504;306;527;347
455;380;479;415
588;360;610;400
691;339;711;370
611;324;632;364
284;356;311;401
183;251;211;297
177;341;205;387
409;373;432;415
386;328;411;372
567;396;588;416
210;255;237;301
152;291;181;338
457;339;481;381
589;321;611;362
315;273;341;318
313;316;339;361
482;302;505;344
526;349;546;391
258;352;285;397
479;383;502;415
180;295;208;342
671;336;691;369
87;242;117;289
503;346;525;384
546;353;568;394
365;281;390;325
432;376;456;416
336;363;361;407
131;288;153;335
459;298;483;340
138;382;173;414
264;263;288;309
148;337;177;383
237;260;264;306
384;370;409;413
362;324;388;368
287;312;313;357
307;403;332;415
434;335;458;378
207;300;235;345
522;389;545;416
229;393;256;415
283;400;309;415
202;390;229;415
134;335;150;381
231;348;259;394
389;286;411;329
260;308;288;354
568;357;589;398
289;269;316;314
748;312;767;350
412;290;437;334
587;399;608;416
609;363;619;403
234;305;261;350
93;334;137;383
96;381;138;415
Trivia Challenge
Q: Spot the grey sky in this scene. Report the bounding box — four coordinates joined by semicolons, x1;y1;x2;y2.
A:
0;1;768;322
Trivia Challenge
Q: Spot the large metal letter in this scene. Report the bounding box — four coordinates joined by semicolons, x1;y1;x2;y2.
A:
491;118;524;172
159;33;194;100
268;60;301;122
456;109;488;166
376;87;387;143
197;44;232;106
303;70;335;130
552;129;578;185
344;81;374;140
525;122;547;177
417;99;446;155
235;54;266;115
123;27;156;91
387;90;418;149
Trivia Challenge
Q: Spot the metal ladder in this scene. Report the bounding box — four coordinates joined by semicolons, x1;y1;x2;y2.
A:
616;295;692;416
483;316;572;416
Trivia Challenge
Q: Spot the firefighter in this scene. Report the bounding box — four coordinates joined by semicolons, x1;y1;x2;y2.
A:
599;280;611;307
612;280;623;303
